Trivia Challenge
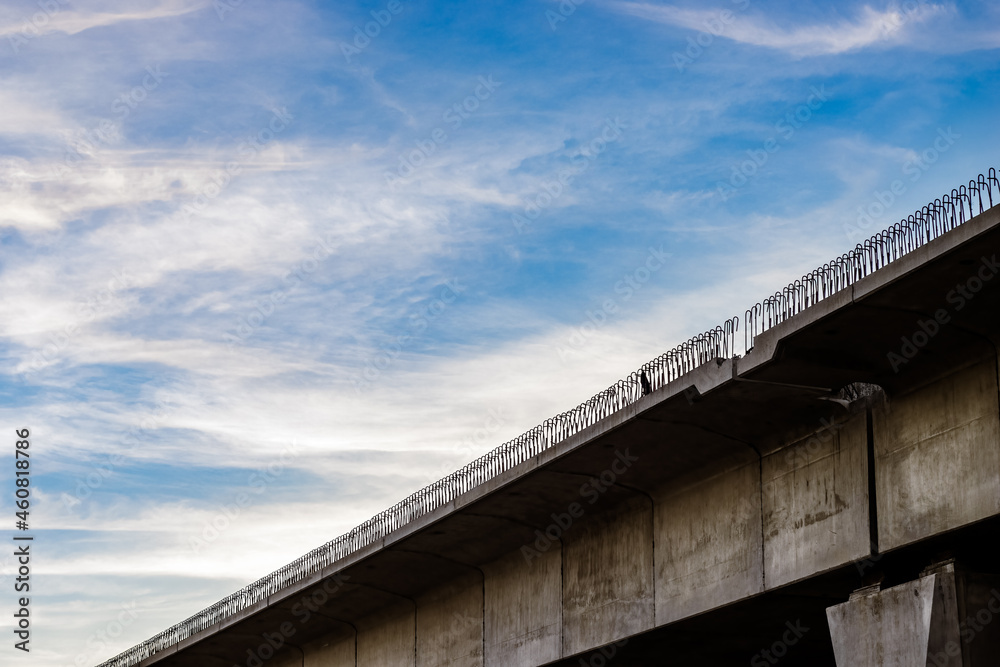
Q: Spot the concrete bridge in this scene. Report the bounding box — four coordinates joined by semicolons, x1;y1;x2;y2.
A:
103;172;1000;666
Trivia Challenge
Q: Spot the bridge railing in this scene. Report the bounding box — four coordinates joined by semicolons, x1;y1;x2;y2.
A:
96;168;998;667
744;169;999;350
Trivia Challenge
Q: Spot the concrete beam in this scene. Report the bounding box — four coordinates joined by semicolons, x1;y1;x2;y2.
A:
415;572;483;667
357;604;415;667
873;358;1000;551
654;461;764;625
562;496;654;655
484;546;562;666
763;408;872;588
303;634;355;666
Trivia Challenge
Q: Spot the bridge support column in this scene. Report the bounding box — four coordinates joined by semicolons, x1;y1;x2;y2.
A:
826;562;1000;666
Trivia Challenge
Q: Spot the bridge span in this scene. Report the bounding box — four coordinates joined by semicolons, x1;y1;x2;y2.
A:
102;171;1000;666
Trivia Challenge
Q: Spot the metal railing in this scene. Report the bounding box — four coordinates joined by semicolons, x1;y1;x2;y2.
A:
96;168;999;667
744;169;999;350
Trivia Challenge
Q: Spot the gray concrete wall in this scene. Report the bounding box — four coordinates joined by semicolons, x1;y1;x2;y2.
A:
874;358;1000;551
303;634;355;667
483;545;562;666
653;461;763;625
561;496;654;655
357;604;415;667
762;410;871;588
416;572;483;667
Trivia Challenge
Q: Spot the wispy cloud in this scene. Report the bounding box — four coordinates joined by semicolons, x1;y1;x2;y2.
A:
0;0;210;39
610;2;948;56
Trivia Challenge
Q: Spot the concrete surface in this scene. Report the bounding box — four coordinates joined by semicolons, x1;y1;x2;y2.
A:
654;461;763;625
483;546;561;666
873;358;1000;551
763;409;871;588
357;605;414;667
415;573;483;667
827;568;961;667
303;635;355;667
561;496;654;654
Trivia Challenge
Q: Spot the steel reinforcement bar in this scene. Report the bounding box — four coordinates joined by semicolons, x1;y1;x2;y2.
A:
97;167;999;667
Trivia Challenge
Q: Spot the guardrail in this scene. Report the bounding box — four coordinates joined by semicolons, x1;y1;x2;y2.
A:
744;169;999;350
96;168;999;667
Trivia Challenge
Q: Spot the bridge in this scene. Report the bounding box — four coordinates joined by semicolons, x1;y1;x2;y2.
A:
101;170;1000;666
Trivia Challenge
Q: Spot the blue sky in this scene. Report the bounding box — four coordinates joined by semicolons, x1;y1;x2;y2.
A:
0;0;998;663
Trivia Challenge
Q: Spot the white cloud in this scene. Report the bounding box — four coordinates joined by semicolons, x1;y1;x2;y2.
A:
0;0;211;39
610;2;948;56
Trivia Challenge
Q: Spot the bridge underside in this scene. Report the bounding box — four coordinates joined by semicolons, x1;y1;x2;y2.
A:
138;210;1000;666
549;516;1000;666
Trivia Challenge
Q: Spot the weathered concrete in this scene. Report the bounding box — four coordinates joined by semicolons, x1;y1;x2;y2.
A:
357;605;414;667
654;461;763;625
484;546;562;666
827;566;962;666
762;409;871;588
873;358;1000;551
415;572;483;667
826;563;1000;667
303;634;355;667
561;496;654;655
